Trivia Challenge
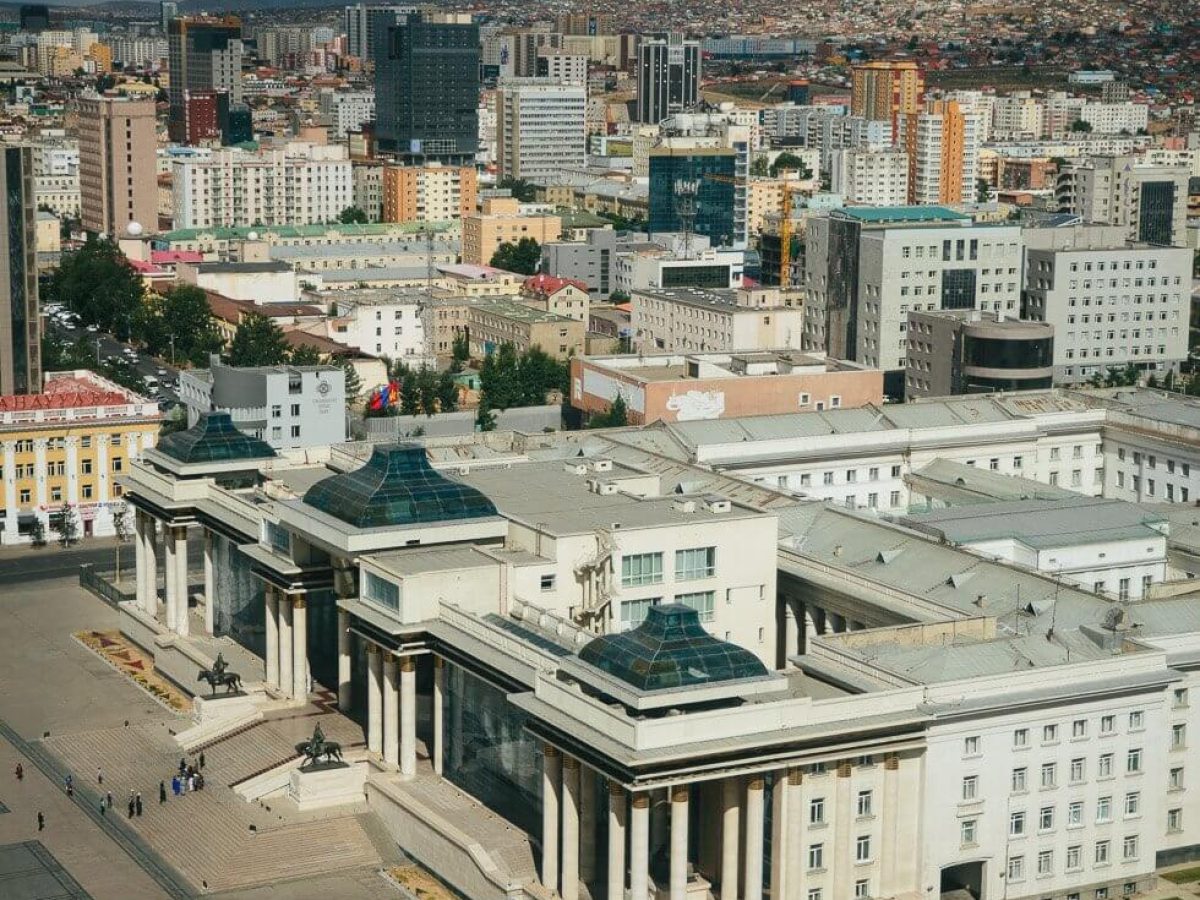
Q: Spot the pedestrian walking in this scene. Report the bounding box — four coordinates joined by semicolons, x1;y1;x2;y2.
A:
127;799;134;819
171;775;180;796
64;773;72;794
15;763;22;780
135;793;142;817
99;799;106;816
178;758;186;776
96;767;103;785
199;752;205;770
187;774;195;792
159;781;167;804
36;811;44;831
106;791;113;810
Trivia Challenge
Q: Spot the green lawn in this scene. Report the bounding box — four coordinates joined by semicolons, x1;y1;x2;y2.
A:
1161;864;1200;883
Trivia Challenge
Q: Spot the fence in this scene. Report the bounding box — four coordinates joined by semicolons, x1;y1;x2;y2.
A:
78;563;135;607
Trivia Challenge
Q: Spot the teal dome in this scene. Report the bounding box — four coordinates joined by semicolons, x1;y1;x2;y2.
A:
303;443;498;529
156;412;277;464
578;604;768;692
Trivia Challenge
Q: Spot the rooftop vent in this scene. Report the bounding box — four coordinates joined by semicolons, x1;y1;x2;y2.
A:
591;459;614;472
703;495;732;514
564;462;589;475
589;480;618;495
673;498;698;513
876;548;902;564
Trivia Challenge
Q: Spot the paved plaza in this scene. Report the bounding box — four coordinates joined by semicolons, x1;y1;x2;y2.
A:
0;563;405;900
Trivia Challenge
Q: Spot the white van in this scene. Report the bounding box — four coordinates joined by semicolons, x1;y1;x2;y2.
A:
142;376;159;391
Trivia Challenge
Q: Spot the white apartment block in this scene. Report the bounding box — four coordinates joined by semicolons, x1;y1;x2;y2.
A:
1024;225;1191;385
1079;102;1149;135
1056;155;1190;248
497;79;587;181
807;113;892;173
31;140;80;218
102;36;168;69
329;289;431;365
630;286;803;353
899;104;983;206
990;92;1044;139
829;149;908;206
535;49;587;85
172;142;353;229
319;89;375;139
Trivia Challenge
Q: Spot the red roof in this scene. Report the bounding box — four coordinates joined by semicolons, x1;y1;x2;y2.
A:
0;376;130;412
522;273;589;296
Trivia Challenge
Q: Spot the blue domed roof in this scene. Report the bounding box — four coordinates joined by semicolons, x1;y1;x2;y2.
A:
578;604;768;692
303;443;498;529
156;411;277;464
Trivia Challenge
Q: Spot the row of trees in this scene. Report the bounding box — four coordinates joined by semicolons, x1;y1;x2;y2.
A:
475;343;569;431
489;237;542;275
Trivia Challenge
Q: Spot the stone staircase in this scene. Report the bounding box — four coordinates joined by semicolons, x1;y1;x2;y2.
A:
40;716;382;893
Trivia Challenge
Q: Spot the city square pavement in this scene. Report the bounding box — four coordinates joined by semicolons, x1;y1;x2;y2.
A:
0;563;402;900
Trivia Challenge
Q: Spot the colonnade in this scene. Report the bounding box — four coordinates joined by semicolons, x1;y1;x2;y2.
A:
777;592;870;662
355;637;444;777
133;508;214;636
263;586;310;699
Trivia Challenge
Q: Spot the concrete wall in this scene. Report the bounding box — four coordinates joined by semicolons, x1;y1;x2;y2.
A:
364;404;561;439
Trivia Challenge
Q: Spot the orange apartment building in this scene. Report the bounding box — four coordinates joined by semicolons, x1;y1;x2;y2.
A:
850;60;924;140
381;164;478;223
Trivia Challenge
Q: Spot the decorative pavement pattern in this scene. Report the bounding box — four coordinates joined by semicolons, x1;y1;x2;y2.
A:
0;840;92;899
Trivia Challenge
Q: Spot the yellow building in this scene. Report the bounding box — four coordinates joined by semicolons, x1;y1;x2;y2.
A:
461;196;562;266
851;60;924;139
0;371;161;544
88;42;113;72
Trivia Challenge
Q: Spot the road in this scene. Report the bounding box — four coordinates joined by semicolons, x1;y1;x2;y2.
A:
46;317;183;405
0;538;203;585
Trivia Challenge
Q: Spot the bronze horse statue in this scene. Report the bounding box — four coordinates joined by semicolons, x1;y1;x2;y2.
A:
296;724;344;767
197;651;242;695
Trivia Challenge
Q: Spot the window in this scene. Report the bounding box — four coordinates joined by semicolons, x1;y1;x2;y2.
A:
856;790;873;817
363;571;400;612
1041;762;1057;789
675;591;715;623
540;574;555;592
619;598;659;629
1038;849;1053;876
854;880;869;900
1040;806;1054;830
808;843;824;870
1070;758;1085;783
1124;792;1139;817
1095;840;1110;864
271;405;282;418
1099;752;1114;777
1168;808;1183;832
807;890;821;900
1012;767;1028;792
1007;855;1024;882
1101;715;1115;734
1068;801;1083;826
621;553;663;587
963;736;980;756
1172;723;1186;749
1072;719;1087;738
1169;767;1184;790
1126;748;1142;773
675;547;716;581
1043;724;1059;743
809;797;825;825
1097;796;1112;823
960;818;977;846
290;425;301;439
1013;728;1029;748
81;459;92;475
855;835;871;863
1010;811;1026;836
962;775;978;800
1066;845;1082;870
112;458;123;473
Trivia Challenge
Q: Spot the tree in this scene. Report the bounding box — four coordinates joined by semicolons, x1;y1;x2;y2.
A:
451;331;470;366
56;503;78;547
229;313;290;367
416;366;438;416
342;362;363;405
749;156;769;177
475;396;497;432
609;290;630;303
590;393;629;428
517;346;567;405
436;370;459;412
770;152;813;179
48;237;145;333
497;176;536;202
976;178;991;203
490;238;541;275
478;342;523;410
160;405;188;435
1069;119;1093;133
337;205;369;224
30;518;46;548
290;344;322;366
399;370;420;416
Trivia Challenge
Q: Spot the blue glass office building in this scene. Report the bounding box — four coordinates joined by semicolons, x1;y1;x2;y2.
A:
647;147;737;248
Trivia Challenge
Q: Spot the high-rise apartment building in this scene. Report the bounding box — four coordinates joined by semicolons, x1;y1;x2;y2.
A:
830;149;909;206
77;94;157;238
159;0;177;31
1056;155;1190;247
900;100;982;205
497;80;587;181
535;49;587;84
850;60;924;140
344;4;413;60
319;89;375;139
167;16;244;143
373;12;479;165
509;28;563;77
1023;224;1190;384
0;146;39;396
381;164;477;222
636;33;700;124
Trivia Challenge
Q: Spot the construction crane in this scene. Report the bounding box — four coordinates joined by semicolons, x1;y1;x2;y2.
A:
779;181;799;287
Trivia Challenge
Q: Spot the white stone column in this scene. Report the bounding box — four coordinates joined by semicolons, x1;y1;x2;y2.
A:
629;793;650;900
134;512;148;612
146;519;158;608
607;782;627;900
400;656;416;777
720;776;741;900
383;655;399;767
164;525;177;628
670;784;689;900
33;438;47;514
172;526;189;636
743;777;765;900
96;435;109;503
2;442;17;543
770;771;791;900
832;763;852;900
337;608;352;710
278;595;294;699
881;753;900;894
265;588;279;689
786;768;804;900
64;437;79;504
432;656;445;777
580;764;597;884
203;530;215;635
366;645;382;754
542;745;561;894
291;594;307;697
562;756;581;900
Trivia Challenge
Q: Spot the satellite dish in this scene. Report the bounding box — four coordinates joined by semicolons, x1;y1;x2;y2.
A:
126;221;143;236
248;231;259;240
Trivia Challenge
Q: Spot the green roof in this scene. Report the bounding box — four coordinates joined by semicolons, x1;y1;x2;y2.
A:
303;443;498;529
157;221;456;242
156;412;277;465
840;206;970;223
577;604;769;692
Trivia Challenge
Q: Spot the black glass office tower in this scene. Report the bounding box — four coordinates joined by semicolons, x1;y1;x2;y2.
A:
373;13;480;165
0;146;39;395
